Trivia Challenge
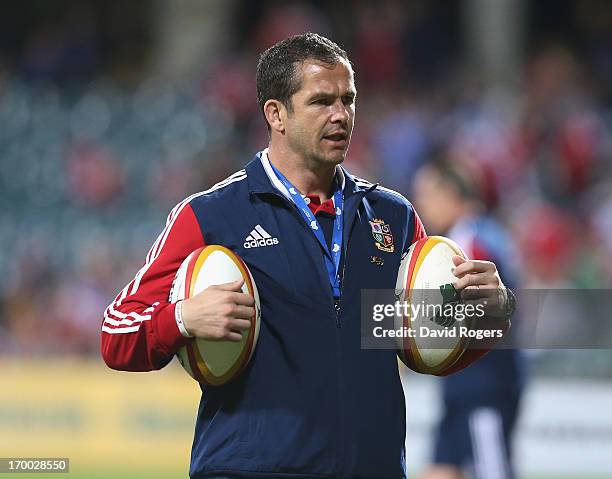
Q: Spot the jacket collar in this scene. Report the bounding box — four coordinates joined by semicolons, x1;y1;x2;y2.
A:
246;149;373;199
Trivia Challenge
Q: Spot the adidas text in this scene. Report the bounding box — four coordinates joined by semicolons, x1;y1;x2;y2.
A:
244;237;279;249
244;225;279;248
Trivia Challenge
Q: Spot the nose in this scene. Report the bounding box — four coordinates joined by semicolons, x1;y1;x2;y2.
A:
330;99;350;125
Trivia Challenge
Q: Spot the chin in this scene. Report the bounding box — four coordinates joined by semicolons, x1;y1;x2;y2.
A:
330;154;346;165
311;147;349;168
326;149;348;165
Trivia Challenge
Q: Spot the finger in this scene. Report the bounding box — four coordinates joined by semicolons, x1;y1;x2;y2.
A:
229;291;256;307
228;318;252;331
225;331;244;342
460;286;498;301
464;295;505;318
452;260;489;277
232;305;255;320
451;255;467;268
453;272;496;290
452;260;495;277
452;267;473;279
462;297;492;320
463;297;491;309
460;286;484;301
213;279;245;292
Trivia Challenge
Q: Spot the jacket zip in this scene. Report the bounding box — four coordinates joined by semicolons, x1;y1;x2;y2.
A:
260;185;374;330
334;299;341;326
333;186;373;329
335;186;375;479
257;185;375;479
264;189;349;327
334;254;346;328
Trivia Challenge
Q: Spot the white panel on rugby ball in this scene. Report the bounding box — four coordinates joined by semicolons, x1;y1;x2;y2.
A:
172;245;260;385
395;236;469;374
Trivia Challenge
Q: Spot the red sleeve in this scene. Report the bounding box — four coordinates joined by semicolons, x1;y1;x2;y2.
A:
101;201;205;371
411;208;427;245
437;318;511;376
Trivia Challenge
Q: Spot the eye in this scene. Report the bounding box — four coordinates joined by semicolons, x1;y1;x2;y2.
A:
343;95;355;106
313;97;332;106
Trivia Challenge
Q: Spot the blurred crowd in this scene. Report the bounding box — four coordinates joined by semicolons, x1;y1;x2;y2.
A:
1;1;611;368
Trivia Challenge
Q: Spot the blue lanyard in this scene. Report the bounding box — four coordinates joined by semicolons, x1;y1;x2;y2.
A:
270;163;344;298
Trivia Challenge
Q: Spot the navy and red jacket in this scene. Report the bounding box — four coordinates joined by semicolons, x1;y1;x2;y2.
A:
101;150;428;478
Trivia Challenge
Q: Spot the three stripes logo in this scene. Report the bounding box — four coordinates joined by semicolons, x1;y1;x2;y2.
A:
244;225;279;249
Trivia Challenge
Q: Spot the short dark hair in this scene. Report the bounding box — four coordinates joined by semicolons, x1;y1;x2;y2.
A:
429;159;479;202
256;32;350;130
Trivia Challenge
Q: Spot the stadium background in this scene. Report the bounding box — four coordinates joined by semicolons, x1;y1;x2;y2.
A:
1;0;611;477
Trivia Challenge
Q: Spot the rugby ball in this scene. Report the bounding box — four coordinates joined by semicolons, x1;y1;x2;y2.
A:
170;245;261;385
395;236;471;375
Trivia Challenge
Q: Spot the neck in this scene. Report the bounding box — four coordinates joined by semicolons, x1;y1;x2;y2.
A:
267;144;336;200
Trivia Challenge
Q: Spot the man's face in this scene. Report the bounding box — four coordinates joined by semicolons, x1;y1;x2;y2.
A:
283;59;356;167
413;167;463;235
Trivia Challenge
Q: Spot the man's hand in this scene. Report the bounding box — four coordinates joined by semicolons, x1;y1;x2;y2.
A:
181;279;255;341
451;255;509;319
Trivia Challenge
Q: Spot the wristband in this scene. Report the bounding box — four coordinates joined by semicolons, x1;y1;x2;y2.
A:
175;300;194;338
503;287;516;320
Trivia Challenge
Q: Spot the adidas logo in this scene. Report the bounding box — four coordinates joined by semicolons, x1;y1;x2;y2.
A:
244;225;279;249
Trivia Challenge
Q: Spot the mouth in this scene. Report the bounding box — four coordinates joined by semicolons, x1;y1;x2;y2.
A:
323;132;348;148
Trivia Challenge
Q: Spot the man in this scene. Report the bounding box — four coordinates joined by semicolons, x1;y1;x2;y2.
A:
413;160;525;479
101;33;512;479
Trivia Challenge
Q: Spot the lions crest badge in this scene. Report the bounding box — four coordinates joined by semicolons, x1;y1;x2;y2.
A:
369;219;394;253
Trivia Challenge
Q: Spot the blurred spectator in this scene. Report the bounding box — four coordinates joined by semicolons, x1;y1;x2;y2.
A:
514;203;580;287
413;159;525;479
520;45;606;205
65;139;124;208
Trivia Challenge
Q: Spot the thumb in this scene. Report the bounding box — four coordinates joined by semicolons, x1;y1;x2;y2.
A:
451;255;466;267
214;279;245;291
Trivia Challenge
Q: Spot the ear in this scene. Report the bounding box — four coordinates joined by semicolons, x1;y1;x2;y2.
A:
264;99;286;134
